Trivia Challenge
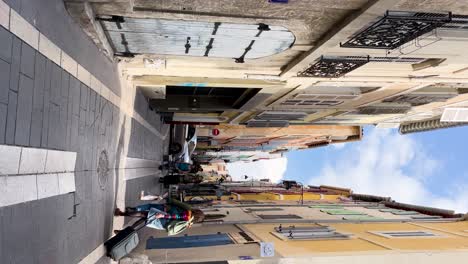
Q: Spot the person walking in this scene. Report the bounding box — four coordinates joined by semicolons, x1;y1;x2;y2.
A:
114;199;207;236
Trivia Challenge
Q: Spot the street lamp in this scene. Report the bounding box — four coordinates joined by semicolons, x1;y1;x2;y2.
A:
283;180;304;205
244;175;254;186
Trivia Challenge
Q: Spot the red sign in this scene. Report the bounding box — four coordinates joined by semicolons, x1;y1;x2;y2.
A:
212;129;220;136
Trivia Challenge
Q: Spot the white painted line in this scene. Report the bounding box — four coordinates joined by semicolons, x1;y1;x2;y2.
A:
0;145;21;175
133;112;164;139
1;175;22;206
0;172;75;207
0;0;10;30
101;84;110;101
19;147;47;174
58;172;76;194
78;244;115;264
38;33;61;66
90;75;100;92
37;173;59;199
97;80;105;95
64;152;77;171
22;174;38;202
60;51;78;77
45;150;77;172
0;174;37;207
110;91;120;107
77;64;91;87
9;9;39;49
0;145;78;207
125;157;159;169
124;167;159;180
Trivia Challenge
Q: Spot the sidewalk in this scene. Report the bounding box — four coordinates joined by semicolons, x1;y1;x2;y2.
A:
0;0;169;263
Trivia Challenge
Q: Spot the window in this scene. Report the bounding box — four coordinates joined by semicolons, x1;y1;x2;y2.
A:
258;214;302;219
244;208;284;212
273;225;350;240
370;230;441;238
229;232;258;244
309;204;344;209
410;215;442;220
146;233;234;249
320;208;366;215
379;209;419;215
342;215;382;221
236;200;260;204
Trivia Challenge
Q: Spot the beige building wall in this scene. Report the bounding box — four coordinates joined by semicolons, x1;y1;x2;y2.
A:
242;221;468;257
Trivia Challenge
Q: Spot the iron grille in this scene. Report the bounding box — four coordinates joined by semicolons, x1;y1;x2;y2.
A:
340;11;452;50
370;57;426;63
440;14;468;30
399;119;467;134
298;56;369;78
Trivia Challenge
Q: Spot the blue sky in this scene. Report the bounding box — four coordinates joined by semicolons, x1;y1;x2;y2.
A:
228;126;468;213
285;126;468;213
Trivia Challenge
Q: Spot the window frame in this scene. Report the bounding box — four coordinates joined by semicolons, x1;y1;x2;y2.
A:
368;230;444;239
257;214;303;220
272;225;351;241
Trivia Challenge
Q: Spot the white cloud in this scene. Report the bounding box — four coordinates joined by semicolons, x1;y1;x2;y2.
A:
331;142;347;150
226;157;287;183
308;128;468;214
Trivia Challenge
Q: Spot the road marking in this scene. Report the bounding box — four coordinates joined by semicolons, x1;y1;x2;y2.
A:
18;147;47;174
39;33;61;66
0;144;21;174
9;9;39;49
0;145;77;207
0;0;9;29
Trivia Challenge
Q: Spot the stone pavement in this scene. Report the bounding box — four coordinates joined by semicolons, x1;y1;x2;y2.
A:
0;0;169;263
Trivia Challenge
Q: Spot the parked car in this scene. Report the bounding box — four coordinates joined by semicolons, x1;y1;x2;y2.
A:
170;124;197;163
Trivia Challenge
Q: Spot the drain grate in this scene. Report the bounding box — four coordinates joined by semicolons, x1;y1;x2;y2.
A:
97;150;109;190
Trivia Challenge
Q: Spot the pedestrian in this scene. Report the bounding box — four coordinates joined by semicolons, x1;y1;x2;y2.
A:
114;199;223;236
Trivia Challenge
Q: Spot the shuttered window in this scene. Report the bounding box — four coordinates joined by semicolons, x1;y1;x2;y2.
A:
273;225;350;240
258;214;302;219
370;230;440;238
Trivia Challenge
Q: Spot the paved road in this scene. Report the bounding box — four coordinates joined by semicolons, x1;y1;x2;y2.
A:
0;0;169;263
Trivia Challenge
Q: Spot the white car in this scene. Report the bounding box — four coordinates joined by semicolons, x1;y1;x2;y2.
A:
170;124;197;163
